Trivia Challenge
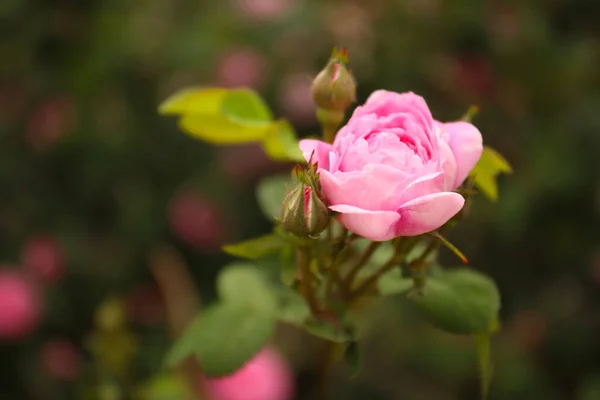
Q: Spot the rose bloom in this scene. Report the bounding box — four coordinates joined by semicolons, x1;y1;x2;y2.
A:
0;269;42;339
300;90;483;241
206;348;294;400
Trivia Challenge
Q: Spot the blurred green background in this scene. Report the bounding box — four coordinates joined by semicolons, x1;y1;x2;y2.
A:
1;0;600;399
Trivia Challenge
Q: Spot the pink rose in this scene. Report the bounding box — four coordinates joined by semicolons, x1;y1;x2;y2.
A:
0;269;42;340
299;90;482;241
206;348;294;400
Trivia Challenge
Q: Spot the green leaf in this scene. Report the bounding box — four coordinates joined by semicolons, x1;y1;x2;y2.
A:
222;234;286;259
166;303;275;377
276;287;310;325
261;120;306;162
220;88;273;124
178;114;270;144
377;268;413;296
217;263;277;313
475;330;494;400
303;317;353;343
469;146;512;201
280;243;297;286
135;373;192;400
344;341;363;379
158;87;227;115
256;174;291;220
408;269;501;335
160;87;275;145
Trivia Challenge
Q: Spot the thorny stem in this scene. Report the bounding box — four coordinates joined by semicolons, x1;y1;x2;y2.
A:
298;247;321;316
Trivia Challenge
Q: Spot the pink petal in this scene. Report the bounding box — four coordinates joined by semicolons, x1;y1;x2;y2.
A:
329;204;401;242
439;121;483;188
319;165;409;211
394;192;465;236
298;139;332;169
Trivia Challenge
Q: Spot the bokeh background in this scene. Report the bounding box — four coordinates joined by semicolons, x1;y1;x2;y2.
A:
1;0;600;399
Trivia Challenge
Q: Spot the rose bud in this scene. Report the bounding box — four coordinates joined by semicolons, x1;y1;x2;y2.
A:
311;48;356;112
0;269;42;340
280;178;329;238
206;347;295;400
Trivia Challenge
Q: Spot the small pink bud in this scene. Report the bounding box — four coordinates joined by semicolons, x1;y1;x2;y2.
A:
21;235;65;284
41;339;81;381
280;179;329;238
0;269;42;340
206;348;294;400
168;190;228;251
311;49;356;112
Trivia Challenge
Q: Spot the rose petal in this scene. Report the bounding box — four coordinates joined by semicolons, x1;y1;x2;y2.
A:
439;121;483;188
299;139;332;169
394;192;465;236
319;165;409;211
329;204;401;242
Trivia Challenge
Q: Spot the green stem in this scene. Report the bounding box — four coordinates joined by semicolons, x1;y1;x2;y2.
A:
317;341;338;400
345;242;382;291
298;247;320;315
349;255;399;301
323;125;337;144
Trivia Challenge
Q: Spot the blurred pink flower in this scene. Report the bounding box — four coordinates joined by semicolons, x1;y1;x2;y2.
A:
234;0;294;21
206;347;294;400
168;190;227;251
278;73;316;126
126;283;165;326
21;235;65;285
218;143;284;183
216;48;268;89
453;55;495;98
41;339;81;381
26;95;75;151
0;269;42;340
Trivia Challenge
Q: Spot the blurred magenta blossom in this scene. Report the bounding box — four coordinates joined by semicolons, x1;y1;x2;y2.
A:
21;235;65;285
26;96;75;151
126;284;165;326
0;269;42;340
40;339;81;381
234;0;295;21
168;190;228;251
206;347;294;400
278;73;316;126
216;47;268;89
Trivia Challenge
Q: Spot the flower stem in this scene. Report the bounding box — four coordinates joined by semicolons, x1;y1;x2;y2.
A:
298;247;321;315
317;341;338;400
345;241;382;291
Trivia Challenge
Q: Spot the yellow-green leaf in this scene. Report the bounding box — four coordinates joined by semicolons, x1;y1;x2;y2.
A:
469;146;512;201
179;114;270;144
160;87;275;145
261;120;306;162
159;87;228;115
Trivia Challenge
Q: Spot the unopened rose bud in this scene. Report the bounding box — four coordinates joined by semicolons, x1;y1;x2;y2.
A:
280;181;329;237
311;48;356;112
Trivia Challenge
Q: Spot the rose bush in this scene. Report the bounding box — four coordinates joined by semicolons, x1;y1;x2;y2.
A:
299;90;483;241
